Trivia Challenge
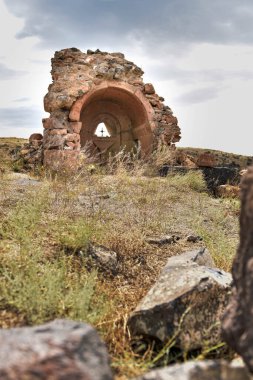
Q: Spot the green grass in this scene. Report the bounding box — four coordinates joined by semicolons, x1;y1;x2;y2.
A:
193;197;240;271
0;253;105;324
0;154;240;379
0;182;109;326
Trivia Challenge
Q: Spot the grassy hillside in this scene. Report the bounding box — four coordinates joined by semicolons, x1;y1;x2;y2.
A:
178;146;253;168
0;161;239;378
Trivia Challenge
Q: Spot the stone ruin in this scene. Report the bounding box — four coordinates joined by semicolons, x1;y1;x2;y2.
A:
40;48;181;169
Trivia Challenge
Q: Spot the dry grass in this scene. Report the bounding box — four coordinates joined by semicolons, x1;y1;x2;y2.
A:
0;137;27;173
0;142;241;378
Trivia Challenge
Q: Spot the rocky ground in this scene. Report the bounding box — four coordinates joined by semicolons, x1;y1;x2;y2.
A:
0;138;249;379
178;147;253;169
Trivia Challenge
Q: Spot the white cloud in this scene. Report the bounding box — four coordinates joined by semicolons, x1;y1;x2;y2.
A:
0;0;50;136
0;0;252;155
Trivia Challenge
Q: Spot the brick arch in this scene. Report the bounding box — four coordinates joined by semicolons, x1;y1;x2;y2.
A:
69;82;156;156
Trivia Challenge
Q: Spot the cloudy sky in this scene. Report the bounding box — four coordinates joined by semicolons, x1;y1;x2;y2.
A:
0;0;253;155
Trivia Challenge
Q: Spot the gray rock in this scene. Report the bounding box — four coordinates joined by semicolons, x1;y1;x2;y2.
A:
0;319;113;379
134;359;252;380
9;173;40;186
146;235;180;245
78;193;110;206
186;234;203;243
128;249;232;351
87;244;118;273
78;194;99;206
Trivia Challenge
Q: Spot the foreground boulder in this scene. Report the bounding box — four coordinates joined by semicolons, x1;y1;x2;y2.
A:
128;249;232;351
0;319;113;379
222;166;253;372
134;359;251;380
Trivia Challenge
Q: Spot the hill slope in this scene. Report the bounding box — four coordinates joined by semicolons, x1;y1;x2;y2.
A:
178;146;253;168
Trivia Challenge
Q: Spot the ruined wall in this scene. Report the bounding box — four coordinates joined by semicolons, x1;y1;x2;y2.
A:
42;48;181;169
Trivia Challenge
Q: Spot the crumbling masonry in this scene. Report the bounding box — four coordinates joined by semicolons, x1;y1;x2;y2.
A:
42;48;181;169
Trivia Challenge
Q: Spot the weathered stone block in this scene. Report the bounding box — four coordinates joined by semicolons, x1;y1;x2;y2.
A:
29;133;43;142
43;150;79;171
144;83;155;94
44;92;75;112
48;129;67;135
43;134;65;150
69;121;82;133
128;249;232;351
65;133;80;143
42;117;67;129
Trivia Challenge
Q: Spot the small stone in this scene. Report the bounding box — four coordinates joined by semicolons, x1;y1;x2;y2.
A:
146;235;179;245
111;52;125;59
144;83;155;94
186;234;203;243
20;148;30;155
66;141;75;148
87;244;118;273
48;129;67;135
29;133;43;143
65;133;80;143
69;121;82;134
30;140;42;147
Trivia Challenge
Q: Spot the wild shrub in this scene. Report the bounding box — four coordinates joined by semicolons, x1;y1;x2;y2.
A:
167;170;207;193
0;183;109;325
0;252;106;324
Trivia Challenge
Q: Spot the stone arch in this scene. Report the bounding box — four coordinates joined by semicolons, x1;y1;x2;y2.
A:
69;82;156;157
42;48;181;170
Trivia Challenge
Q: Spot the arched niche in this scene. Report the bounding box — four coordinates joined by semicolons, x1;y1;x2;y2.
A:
69;82;155;157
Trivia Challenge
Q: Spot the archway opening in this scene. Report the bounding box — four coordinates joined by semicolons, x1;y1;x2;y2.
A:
94;123;111;137
78;85;154;157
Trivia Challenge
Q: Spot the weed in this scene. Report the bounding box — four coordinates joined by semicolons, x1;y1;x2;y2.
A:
167;171;207;193
0;182;109;326
0;252;107;324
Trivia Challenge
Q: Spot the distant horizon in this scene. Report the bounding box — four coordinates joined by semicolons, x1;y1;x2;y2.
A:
0;135;252;158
